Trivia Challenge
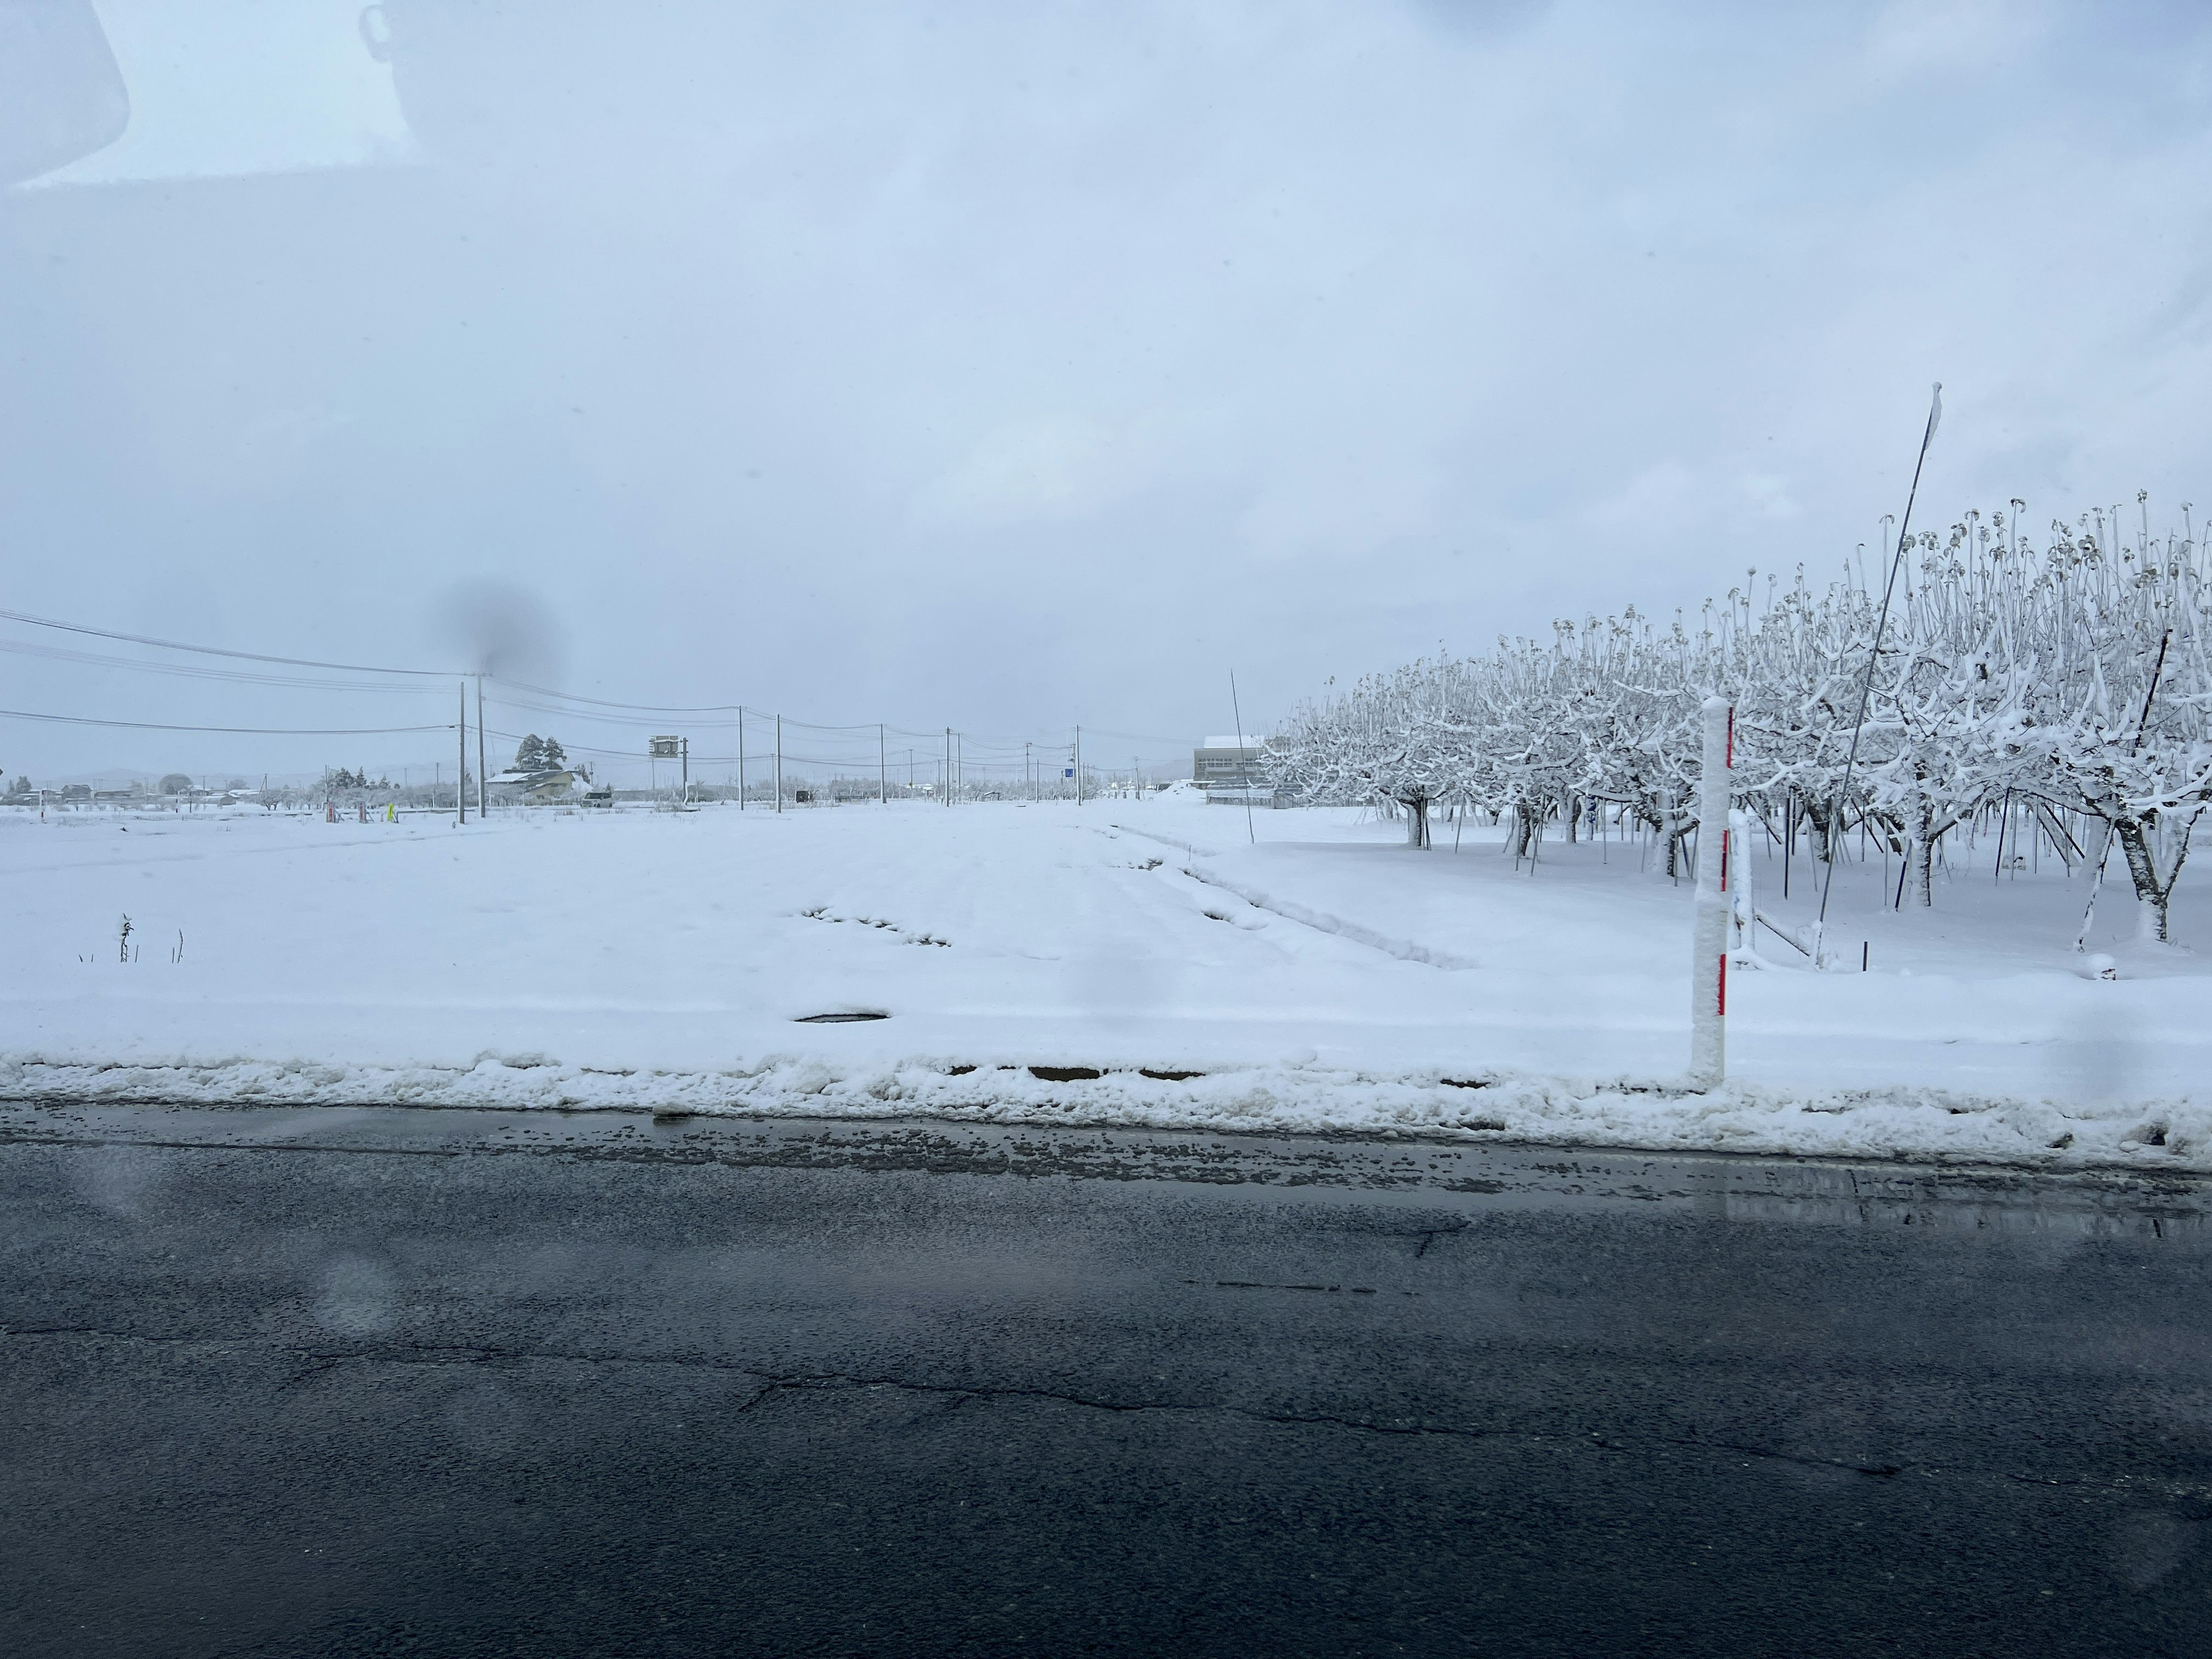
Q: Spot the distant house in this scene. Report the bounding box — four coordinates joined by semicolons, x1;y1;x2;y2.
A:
489;766;580;804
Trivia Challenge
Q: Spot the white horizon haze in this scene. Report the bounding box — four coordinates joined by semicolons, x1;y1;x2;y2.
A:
4;0;2210;785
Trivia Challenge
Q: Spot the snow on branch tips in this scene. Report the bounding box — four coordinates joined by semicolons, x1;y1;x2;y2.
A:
1260;502;2211;939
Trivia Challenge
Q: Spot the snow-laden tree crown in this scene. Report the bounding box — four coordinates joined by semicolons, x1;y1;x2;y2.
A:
1266;502;2211;941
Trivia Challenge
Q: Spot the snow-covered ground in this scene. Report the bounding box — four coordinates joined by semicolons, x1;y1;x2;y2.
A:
3;797;2206;1172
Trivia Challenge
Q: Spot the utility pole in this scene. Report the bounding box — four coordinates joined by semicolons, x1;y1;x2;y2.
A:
680;736;689;805
774;714;783;813
738;706;745;809
943;728;952;806
1074;725;1082;805
1025;742;1031;800
878;724;887;805
475;677;487;820
457;682;468;825
956;732;963;802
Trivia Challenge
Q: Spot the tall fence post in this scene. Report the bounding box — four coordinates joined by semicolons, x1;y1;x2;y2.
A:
1689;698;1732;1088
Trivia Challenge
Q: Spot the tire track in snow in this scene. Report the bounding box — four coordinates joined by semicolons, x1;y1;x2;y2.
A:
1105;823;1477;971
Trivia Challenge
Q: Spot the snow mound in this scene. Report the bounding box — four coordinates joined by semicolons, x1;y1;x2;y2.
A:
2;1051;2202;1175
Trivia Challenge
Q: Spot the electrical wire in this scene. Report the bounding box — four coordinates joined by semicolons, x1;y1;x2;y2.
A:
3;607;1219;763
0;607;457;677
0;635;440;694
0;709;457;736
484;677;738;714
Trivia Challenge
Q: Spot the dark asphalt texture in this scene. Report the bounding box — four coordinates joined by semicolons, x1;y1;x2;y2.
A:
2;1102;2209;1657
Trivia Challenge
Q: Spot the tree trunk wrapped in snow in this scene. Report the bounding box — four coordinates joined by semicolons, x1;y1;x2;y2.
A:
1264;658;1469;849
2003;507;2210;942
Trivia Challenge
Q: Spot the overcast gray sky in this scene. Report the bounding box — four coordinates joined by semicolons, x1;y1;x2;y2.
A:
3;0;2210;783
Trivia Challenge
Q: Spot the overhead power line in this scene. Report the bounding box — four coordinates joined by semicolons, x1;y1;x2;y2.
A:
487;677;738;715
0;635;438;694
0;709;456;736
0;607;457;678
0;607;1227;755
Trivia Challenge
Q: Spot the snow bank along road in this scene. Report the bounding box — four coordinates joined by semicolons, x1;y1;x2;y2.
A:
3;1103;2207;1656
3;798;2207;1170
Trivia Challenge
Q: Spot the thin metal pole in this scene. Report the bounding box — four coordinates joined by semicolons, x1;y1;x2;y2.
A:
1816;384;1942;959
944;728;951;806
680;737;688;805
1782;790;1791;899
1074;725;1082;805
879;724;886;805
738;707;745;809
457;681;467;825
774;714;783;812
1229;671;1255;843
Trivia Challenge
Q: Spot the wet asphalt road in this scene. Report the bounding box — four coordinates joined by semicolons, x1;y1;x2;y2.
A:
2;1102;2209;1657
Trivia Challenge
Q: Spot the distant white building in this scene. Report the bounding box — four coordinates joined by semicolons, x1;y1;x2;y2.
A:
1193;734;1264;792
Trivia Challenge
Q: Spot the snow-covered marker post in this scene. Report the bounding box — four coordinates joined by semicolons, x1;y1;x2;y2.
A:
1688;696;1732;1089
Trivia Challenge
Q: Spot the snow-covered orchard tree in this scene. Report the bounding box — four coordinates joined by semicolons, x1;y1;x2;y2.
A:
1265;659;1472;847
1562;610;1708;874
2001;505;2211;941
1719;568;1876;866
1265;497;2208;937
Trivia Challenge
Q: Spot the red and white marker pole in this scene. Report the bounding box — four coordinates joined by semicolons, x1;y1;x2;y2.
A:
1689;697;1733;1089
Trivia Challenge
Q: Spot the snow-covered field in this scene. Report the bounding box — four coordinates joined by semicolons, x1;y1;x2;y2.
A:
3;797;2206;1172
